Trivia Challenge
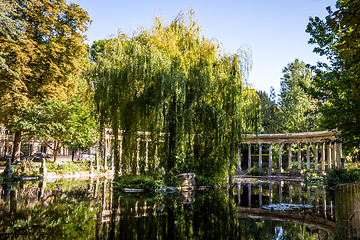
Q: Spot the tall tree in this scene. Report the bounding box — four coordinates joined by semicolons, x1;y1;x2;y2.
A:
277;59;316;133
92;10;260;178
306;0;360;152
257;87;280;133
0;0;90;163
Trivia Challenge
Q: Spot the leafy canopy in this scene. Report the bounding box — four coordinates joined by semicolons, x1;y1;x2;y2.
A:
92;10;260;178
306;0;360;152
0;0;90;126
10;98;98;162
0;0;27;72
277;59;317;133
257;87;279;134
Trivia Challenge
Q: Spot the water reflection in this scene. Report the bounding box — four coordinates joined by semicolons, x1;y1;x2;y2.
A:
235;180;335;221
0;178;337;239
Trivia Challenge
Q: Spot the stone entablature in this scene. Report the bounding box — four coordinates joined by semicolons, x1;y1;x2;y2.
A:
242;130;337;144
238;130;343;175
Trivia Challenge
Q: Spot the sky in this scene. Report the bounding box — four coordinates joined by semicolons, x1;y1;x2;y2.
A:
68;0;336;97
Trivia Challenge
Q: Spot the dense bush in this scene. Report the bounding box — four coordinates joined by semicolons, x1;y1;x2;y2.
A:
248;166;265;176
114;175;164;192
196;175;227;188
304;172;324;185
326;168;360;188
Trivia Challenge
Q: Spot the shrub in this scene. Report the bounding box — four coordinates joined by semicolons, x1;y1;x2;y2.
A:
164;170;178;187
114;175;164;192
196;175;226;188
304;172;324;184
326;168;360;188
248;166;264;176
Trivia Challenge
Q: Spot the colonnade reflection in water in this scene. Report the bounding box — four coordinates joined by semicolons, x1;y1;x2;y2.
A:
235;180;333;219
0;178;359;239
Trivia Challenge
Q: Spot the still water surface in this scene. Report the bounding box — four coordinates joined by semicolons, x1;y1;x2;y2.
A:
0;177;335;239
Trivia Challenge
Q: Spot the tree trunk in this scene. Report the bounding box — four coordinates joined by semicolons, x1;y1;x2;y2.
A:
53;149;58;163
11;131;22;164
72;151;75;161
50;140;60;163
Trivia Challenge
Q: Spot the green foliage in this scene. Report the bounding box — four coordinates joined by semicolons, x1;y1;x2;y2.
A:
346;161;360;171
10;98;98;162
304;172;324;185
277;59;317;133
114;175;164;192
46;160;90;174
164;170;179;187
0;0;91;164
12;161;39;177
0;0;27;72
306;1;360;153
248;166;264;176
2;201;97;239
328;0;360;59
257;87;280;133
326;168;360;188
91;9;260;179
0;0;90;125
46;179;89;191
108;188;332;239
196;175;226;188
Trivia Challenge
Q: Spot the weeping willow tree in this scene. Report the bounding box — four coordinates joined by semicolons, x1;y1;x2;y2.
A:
92;10;260;178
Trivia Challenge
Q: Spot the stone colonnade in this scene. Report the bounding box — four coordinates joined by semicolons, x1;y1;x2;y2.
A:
104;129;151;175
239;131;343;175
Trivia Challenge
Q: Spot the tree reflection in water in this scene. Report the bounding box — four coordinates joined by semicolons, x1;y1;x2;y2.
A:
0;180;335;239
105;189;334;240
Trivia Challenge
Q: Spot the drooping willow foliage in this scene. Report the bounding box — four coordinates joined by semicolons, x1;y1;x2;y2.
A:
92;10;260;178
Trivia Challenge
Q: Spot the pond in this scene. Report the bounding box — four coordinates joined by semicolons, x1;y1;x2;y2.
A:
0;177;336;239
